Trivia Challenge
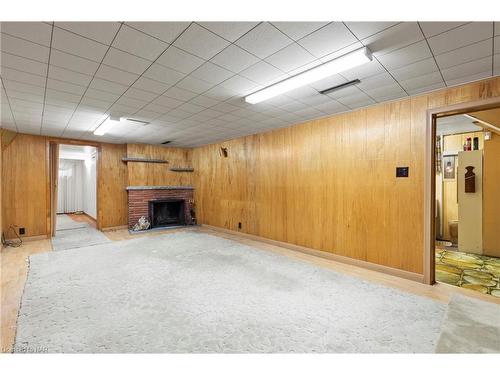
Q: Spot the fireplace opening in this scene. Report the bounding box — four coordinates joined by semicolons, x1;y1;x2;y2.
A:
149;199;186;228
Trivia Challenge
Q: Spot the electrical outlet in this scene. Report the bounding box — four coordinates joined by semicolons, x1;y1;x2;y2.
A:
19;227;26;235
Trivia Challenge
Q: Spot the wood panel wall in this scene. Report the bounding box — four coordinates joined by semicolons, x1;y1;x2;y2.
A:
193;77;500;275
97;143;128;229
1;134;48;238
483;133;500;257
126;144;193;187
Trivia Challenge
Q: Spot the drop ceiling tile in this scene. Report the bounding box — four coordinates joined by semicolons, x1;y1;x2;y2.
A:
132;109;163;122
219;75;259;95
390;58;439;81
3;80;45;96
152;94;185;109
126;22;190;44
356;72;397;91
340;94;376;109
80;96;113;111
48;65;93;86
163;86;198;101
89;77;129;95
239;61;286;85
131;76;170;94
45;88;81;105
435;39;493;70
363;83;407;102
143;63;185;85
495;54;500;75
344;22;399;40
203;85;238;101
198;22;259;42
327;85;362;100
190;62;235;85
52;27;109;62
3;89;44;103
95;65;139;86
211;102;241;113
114;96;148;110
270;22;327;42
1;67;46;87
441;56;492;82
376;40;432;70
190;95;220;108
210;45;259;73
55;22;121;45
46;78;86;95
406;82;446;96
298;22;358;58
103;48;151;74
309;74;347;91
235;22;293;59
399;71;445;92
49;49;99;75
1;53;47;76
85;88;121;102
342;59;386;81
1;22;53;46
112;24;168;61
123;87;158;103
419;22;470;38
175;76;214;94
496;36;500;54
363;22;424;56
1;33;50;62
173;23;230;60
156;46;204;74
265;43;316;72
446;70;492;87
313;99;349;114
177;102;205;114
164;108;193;120
296;93;331;107
142;102;172;113
428;22;493;55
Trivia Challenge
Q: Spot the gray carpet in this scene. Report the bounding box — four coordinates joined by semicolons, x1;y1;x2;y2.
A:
435;294;500;353
52;227;111;251
16;232;446;353
56;214;89;231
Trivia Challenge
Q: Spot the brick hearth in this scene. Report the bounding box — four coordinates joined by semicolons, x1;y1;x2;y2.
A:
126;186;194;229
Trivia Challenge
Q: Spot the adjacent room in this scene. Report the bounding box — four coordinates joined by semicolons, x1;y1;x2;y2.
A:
1;19;500;357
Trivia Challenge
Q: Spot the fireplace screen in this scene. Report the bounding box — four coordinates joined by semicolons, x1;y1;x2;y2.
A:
149;199;186;228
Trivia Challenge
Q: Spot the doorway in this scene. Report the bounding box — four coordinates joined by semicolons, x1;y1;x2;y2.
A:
55;144;98;232
428;102;500;298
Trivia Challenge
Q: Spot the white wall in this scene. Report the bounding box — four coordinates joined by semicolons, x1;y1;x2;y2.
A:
83;150;97;219
57;145;97;218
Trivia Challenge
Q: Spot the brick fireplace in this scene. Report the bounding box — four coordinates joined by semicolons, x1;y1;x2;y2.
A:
126;186;194;230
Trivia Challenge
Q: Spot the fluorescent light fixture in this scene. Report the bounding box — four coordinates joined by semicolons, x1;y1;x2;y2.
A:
93;116;149;136
94;115;121;136
245;47;372;104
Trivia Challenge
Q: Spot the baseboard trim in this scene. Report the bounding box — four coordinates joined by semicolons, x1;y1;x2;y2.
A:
21;234;49;242
101;225;128;232
202;225;425;284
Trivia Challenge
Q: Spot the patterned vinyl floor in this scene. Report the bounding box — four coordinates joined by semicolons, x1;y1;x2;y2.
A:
435;248;500;297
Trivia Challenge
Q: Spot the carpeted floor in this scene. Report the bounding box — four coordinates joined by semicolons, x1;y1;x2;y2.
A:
16;232;447;353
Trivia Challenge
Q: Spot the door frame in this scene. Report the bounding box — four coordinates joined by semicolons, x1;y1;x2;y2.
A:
47;138;102;236
424;96;500;284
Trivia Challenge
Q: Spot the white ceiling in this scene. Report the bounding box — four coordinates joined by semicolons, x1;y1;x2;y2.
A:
437;114;483;136
1;21;499;147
